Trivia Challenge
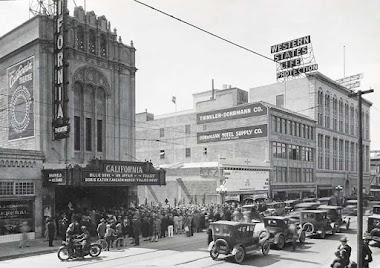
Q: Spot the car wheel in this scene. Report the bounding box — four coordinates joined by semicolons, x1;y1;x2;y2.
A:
262;240;270;256
299;231;306;243
302;222;314;236
276;234;285;250
209;245;219;260
320;228;326;239
234;246;245;264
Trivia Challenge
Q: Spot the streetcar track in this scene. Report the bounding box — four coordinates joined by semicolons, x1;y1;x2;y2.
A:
67;240;206;267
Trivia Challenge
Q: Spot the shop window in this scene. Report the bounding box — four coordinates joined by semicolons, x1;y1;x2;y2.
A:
0;182;13;196
97;120;103;152
15;182;34;195
86;118;92;151
74;116;80;151
160;150;165;159
185;148;191;158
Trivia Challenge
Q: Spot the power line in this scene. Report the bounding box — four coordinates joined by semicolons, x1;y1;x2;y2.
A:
133;0;274;63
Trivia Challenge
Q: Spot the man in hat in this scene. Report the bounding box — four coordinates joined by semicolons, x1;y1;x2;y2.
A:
337;237;351;267
97;218;106;239
363;238;373;268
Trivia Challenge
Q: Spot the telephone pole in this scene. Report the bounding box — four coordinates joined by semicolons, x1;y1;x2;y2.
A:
348;88;373;268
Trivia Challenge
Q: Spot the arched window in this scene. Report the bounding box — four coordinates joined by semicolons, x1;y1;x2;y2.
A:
338;98;343;132
100;34;107;57
344;102;349;134
96;87;106;152
365;112;369;140
350;104;354;135
74;82;83;151
88;30;96;55
324;93;330;128
76;26;84;50
317;89;324;126
332;96;337;130
84;85;95;151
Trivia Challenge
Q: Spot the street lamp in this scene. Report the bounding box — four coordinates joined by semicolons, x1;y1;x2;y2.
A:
216;184;228;204
335;185;343;206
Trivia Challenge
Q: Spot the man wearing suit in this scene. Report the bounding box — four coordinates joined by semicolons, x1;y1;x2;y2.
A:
47;219;56;247
133;214;141;246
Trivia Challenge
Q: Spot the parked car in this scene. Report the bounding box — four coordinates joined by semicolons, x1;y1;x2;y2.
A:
373;205;380;215
317;205;350;232
287;202;321;220
343;200;358;216
208;220;270;264
263;216;306;250
318;197;338;206
241;204;263;222
300;210;336;239
302;197;318;203
364;215;380;243
284;200;301;214
262;202;286;216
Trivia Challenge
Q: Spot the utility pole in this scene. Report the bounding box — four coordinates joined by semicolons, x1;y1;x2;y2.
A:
348;88;374;268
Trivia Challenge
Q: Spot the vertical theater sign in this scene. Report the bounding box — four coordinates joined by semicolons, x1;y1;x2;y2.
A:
53;0;70;140
7;57;35;140
271;35;318;82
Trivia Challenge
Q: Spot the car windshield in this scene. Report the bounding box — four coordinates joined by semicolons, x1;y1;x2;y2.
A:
213;224;233;236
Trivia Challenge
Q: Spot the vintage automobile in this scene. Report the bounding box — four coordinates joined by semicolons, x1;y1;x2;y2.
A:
300;210;336;239
287;202;321;220
284;199;301;214
364;214;380;243
317;205;350;232
318;197;338;206
302;197;318;203
208;221;271;264
343;200;358;216
373;205;380;215
263;216;306;250
241;204;263;222
262;202;286;216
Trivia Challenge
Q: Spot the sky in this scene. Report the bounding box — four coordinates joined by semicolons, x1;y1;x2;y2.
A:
0;0;379;148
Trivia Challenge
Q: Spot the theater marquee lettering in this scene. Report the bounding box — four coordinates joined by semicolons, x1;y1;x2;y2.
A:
82;171;159;185
197;103;267;124
197;124;267;144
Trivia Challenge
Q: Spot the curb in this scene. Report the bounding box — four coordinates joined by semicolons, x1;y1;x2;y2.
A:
0;248;58;262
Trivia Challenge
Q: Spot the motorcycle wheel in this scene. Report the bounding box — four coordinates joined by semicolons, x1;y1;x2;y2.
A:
57;247;70;261
89;244;102;257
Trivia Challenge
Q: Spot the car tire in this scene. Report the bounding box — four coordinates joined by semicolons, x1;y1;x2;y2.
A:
320;227;326;239
262;240;270;256
299;231;306;243
234;246;245;264
209;245;219;260
276;234;285;250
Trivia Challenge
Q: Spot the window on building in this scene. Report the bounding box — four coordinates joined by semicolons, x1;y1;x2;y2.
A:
86;118;92;151
350;142;354;171
89;30;96;54
333;96;337;131
310;127;314;140
277;117;281;133
185;124;191;134
204;147;207;155
305;125;309;139
100;34;107;57
295;122;299;137
325;136;330;170
76;26;84;50
350;105;355;136
289;145;300;160
301;124;305;138
339;139;343;170
345;103;349;134
304;168;314;183
325;94;330;128
272;116;276;132
185;148;191;158
0;182;13;196
15;182;34;195
345;141;349;171
276;94;284;108
282;119;287;134
339;99;343;132
273;142;287;159
365;113;369;140
317;90;324;126
333;138;338;170
318;134;323;169
287;120;292;135
97;120;103;152
292;122;296;137
160;150;165;159
160;128;165;137
274;166;287;182
74;116;80;151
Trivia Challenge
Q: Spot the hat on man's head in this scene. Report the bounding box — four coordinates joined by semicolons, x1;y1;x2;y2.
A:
340;237;348;242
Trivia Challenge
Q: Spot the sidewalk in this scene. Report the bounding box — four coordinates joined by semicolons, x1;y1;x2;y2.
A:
0;238;60;261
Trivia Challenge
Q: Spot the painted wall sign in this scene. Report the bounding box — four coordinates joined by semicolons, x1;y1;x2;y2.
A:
336;73;363;90
0;200;33;220
7;57;35;141
197;103;267;124
53;0;70;140
197;124;267;144
223;170;269;192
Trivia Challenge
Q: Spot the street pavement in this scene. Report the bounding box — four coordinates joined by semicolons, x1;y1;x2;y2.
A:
2;216;380;267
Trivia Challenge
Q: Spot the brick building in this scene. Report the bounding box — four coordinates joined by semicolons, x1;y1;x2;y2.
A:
136;87;316;205
250;71;372;197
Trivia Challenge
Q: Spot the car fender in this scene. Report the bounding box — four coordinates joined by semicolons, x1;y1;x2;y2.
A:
258;230;270;245
232;244;244;255
207;241;215;251
273;232;283;244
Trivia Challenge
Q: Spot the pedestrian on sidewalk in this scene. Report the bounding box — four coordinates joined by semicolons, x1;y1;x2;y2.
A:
338;237;351;267
330;251;344;268
19;221;30;248
167;214;174;238
47;219;56;247
132;214;141;246
363;238;373;268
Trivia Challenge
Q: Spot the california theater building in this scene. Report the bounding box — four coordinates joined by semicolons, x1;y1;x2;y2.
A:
0;3;165;242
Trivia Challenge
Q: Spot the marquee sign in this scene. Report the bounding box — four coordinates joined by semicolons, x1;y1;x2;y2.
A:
42;169;67;186
197;124;267;144
271;35;318;81
7;57;35;141
52;0;70;140
197;103;267;124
